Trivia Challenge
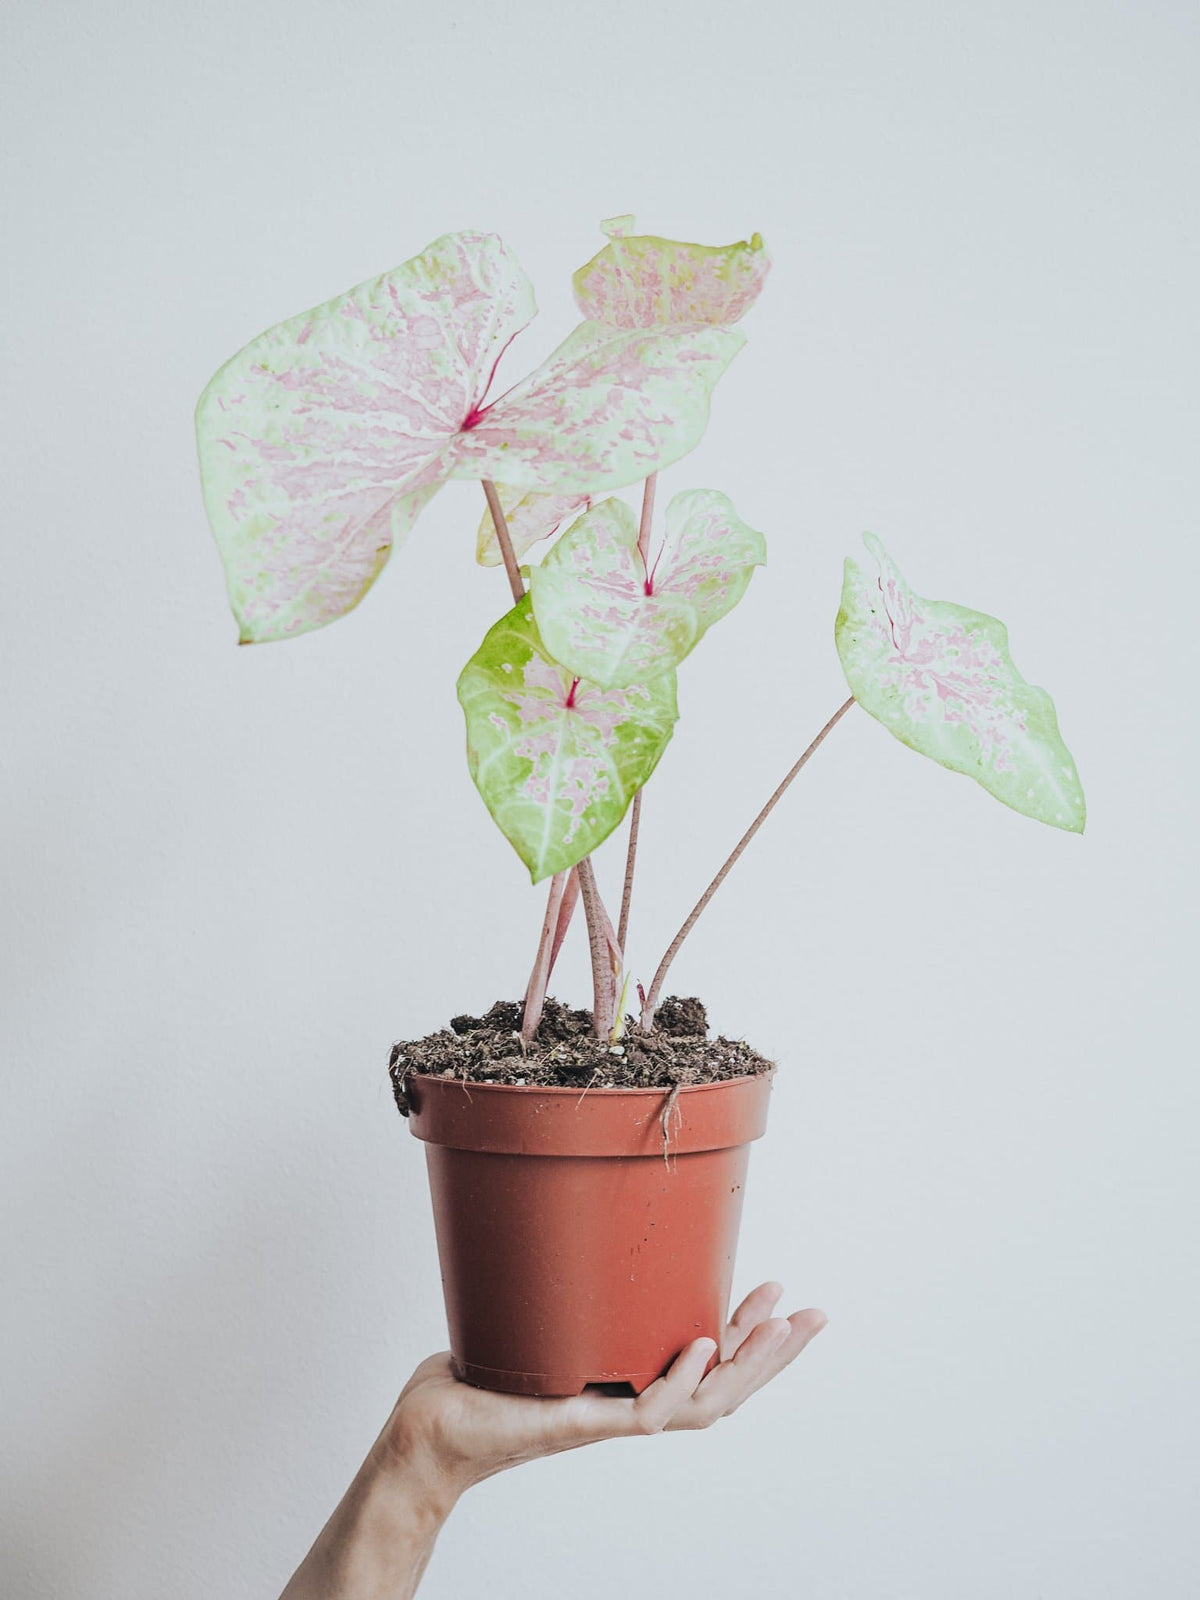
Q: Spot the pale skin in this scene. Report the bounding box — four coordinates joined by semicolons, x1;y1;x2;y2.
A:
280;1283;827;1599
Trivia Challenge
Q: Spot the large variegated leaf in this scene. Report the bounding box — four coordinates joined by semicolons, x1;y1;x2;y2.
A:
475;485;591;567
450;320;744;493
836;534;1086;832
529;491;766;688
196;232;535;644
199;231;746;644
457;597;678;881
573;221;770;328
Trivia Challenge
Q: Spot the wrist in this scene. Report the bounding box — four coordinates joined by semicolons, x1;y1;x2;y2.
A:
375;1376;496;1505
367;1423;464;1526
280;1431;458;1600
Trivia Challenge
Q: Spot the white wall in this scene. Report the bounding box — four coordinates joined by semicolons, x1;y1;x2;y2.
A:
3;2;1196;1595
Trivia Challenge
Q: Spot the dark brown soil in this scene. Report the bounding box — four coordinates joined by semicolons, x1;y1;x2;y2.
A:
388;997;774;1116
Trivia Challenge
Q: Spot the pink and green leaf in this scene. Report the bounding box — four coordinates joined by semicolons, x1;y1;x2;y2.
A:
457;597;678;882
573;222;770;329
196;231;536;644
836;534;1086;832
529;490;766;688
475;485;591;568
199;226;748;644
450;319;744;495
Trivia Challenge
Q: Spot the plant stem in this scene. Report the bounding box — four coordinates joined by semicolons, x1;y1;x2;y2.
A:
637;472;658;570
613;474;657;967
641;696;857;1028
617;790;642;955
548;867;581;972
576;856;618;1038
520;867;580;1041
484;473;540;1035
481;479;524;604
483;477;613;1035
521;869;568;1042
484;475;581;1037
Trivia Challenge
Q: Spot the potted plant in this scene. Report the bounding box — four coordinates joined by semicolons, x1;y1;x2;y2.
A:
196;217;1085;1398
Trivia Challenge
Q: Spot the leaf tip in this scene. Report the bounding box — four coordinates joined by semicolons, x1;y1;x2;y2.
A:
1063;793;1087;834
839;552;864;589
861;530;886;565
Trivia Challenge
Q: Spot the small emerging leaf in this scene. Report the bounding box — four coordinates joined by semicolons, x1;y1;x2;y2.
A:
573;227;770;329
530;491;766;688
458;598;678;882
612;970;634;1040
836;535;1086;832
452;319;744;495
475;485;591;567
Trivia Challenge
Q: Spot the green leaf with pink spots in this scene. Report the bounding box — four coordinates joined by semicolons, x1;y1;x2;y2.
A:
529;491;766;688
573;220;770;328
457;597;678;882
836;535;1086;832
475;485;591;568
197;231;743;646
449;318;743;493
196;231;537;645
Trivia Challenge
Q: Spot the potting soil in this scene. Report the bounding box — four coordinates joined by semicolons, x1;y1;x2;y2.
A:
388;997;774;1115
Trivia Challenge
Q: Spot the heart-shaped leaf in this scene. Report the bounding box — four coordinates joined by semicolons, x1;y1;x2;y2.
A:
836;534;1086;832
573;221;770;328
198;231;745;645
475;485;591;567
196;231;536;644
457;597;678;881
529;490;766;688
451;319;744;494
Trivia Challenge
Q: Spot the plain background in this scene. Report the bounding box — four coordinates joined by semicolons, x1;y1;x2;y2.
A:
3;2;1197;1595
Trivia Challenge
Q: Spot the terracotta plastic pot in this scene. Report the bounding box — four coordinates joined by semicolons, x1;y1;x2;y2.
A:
407;1071;772;1396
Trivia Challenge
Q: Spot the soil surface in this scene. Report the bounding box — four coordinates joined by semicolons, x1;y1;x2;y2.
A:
388;997;775;1115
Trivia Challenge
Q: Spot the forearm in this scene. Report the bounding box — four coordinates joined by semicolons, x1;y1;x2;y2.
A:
279;1437;459;1600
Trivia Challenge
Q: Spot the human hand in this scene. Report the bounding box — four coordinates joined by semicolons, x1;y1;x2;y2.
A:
380;1282;827;1501
280;1284;826;1599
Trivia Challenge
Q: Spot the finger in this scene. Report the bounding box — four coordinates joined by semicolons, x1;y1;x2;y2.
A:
721;1281;784;1362
715;1308;828;1417
669;1316;793;1430
553;1335;716;1446
668;1307;827;1431
625;1337;718;1436
563;1293;803;1445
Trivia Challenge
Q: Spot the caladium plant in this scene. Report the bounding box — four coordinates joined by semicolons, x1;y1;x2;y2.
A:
197;217;1085;1047
195;226;742;642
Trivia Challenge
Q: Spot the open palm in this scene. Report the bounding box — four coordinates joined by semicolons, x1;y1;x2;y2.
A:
384;1283;826;1496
